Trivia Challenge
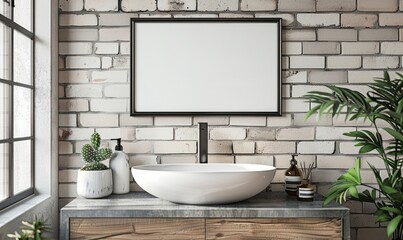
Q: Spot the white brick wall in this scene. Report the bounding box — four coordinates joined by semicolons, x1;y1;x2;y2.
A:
58;1;402;237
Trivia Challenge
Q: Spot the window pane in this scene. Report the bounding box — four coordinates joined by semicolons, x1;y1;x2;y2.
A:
0;22;10;80
0;143;9;201
13;140;31;194
13;0;32;31
0;1;11;18
13;30;32;85
13;86;31;138
0;83;9;139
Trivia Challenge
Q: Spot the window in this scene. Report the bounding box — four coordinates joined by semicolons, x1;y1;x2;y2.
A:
0;0;34;210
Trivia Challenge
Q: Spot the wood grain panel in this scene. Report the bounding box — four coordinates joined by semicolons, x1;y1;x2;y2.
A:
206;218;342;240
70;218;205;240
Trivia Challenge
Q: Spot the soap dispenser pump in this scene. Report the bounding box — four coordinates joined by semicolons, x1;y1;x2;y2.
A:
284;154;302;196
110;138;130;194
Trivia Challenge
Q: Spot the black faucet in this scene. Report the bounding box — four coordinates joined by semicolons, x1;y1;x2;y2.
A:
198;122;208;164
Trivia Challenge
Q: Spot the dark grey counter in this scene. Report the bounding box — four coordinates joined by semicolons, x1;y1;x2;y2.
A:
60;191;350;239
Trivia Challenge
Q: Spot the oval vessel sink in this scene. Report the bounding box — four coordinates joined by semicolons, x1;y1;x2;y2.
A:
131;164;276;205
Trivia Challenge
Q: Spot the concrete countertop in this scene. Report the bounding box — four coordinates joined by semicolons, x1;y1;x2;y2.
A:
60;191;350;239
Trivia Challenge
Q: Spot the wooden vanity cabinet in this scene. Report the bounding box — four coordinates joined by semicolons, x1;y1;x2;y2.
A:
69;217;342;240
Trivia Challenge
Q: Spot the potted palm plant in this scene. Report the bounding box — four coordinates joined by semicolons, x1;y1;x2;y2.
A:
77;132;113;198
304;72;403;239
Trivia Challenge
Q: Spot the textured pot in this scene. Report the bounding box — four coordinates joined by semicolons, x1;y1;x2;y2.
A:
77;169;113;198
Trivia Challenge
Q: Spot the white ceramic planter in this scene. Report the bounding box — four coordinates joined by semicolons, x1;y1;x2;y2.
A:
77;169;113;198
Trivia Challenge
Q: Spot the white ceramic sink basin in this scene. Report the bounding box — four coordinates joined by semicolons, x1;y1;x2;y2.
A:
131;164;276;205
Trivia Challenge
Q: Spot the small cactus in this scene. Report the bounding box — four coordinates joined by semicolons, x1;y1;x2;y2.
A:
81;132;112;171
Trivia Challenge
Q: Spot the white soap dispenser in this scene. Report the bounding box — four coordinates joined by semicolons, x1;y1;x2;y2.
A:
110;138;130;194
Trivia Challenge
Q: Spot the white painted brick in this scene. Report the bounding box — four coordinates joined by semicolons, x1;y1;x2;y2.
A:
208;155;234;163
66;85;102;98
59;14;97;26
303;42;340;55
316;0;356;11
317;29;357;41
59;58;65;69
59;42;92;55
79;113;118;127
122;0;157;11
209;141;232;154
312;170;347;183
292;85;329;98
154;141;197;154
136;128;173;140
357;228;390;240
59;70;89;84
276;127;315;140
59;29;98;42
210;128;246;140
283;99;310;113
104;84;130;98
361;156;387;170
59;114;77;127
99;28;130;41
333;114;371;126
358;0;398;11
236;155;274;165
290;56;325;69
230;117;266;126
158;0;196;11
59;99;89;112
121;128;136;141
347;70;383;83
363;56;399;69
101;57;113;69
59;155;82;169
233;141;255;154
198;0;238;11
193;116;229;126
240;0;276;11
90;99;127;113
297;14;339;27
59;141;73;154
275;155;315;169
99;13;138;26
282;85;291;98
113;56;130;68
381;42;403;55
129;155;158;166
271;169;286;183
327;56;361;69
59;169;78;183
380;13;403;26
283;30;316;41
342;42;379;55
175;128;198;140
95;128;121;140
123;141;153;154
120;114;153;126
255;14;295;26
256;141;295;154
297;141;335;154
247;128;275;140
294;113;333;126
140;13;172;18
59;184;77;198
75;141;87;154
92;70;127;83
59;0;83;11
359;29;399;41
66;56;100;69
59;128;94;141
120;42;130;55
341;14;378;28
94;43;119;55
85;0;118;11
316;127;355;140
160;155;197;164
282;71;307;83
317;155;356;169
282;57;289;69
339;142;368;154
308;71;347;84
282;42;302;55
155;117;192;126
278;0;315;12
173;14;218;18
218;13;254;18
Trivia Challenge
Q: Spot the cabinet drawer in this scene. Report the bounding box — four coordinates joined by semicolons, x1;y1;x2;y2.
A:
206;218;342;240
70;218;205;240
